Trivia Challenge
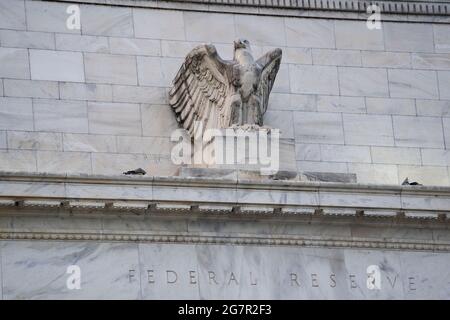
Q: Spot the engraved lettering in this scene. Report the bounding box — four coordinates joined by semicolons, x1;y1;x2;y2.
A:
330;273;337;288
129;269;136;283
228;272;239;285
290;273;300;286
408;277;416;291
386;275;397;289
311;273;319;287
208;271;219;285
147;270;155;284
167;270;178;284
189;270;197;285
349;274;358;289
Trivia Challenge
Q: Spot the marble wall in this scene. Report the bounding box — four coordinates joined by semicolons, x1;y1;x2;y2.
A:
1;0;450;185
0;240;448;299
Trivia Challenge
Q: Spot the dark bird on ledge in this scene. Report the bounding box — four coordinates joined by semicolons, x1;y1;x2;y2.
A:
123;168;146;175
401;177;422;186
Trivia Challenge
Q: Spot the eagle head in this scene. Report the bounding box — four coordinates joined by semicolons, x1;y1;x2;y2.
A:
234;38;250;50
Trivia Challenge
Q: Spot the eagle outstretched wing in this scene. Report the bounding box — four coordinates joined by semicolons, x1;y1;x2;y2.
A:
256;48;282;117
169;44;231;138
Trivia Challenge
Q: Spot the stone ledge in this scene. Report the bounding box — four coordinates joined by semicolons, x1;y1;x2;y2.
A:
0;171;449;251
1;171;450;213
46;0;450;23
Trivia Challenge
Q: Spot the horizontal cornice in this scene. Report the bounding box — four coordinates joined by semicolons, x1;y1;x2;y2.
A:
1;171;450;215
1;171;449;251
45;0;450;23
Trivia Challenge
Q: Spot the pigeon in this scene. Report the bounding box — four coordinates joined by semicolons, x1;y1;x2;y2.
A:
123;168;146;175
401;177;422;186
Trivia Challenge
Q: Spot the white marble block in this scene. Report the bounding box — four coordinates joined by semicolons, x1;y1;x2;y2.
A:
187;128;297;176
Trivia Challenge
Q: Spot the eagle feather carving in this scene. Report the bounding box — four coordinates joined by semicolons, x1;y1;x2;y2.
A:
169;39;282;138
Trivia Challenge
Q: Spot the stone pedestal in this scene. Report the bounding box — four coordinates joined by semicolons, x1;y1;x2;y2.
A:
190;128;297;178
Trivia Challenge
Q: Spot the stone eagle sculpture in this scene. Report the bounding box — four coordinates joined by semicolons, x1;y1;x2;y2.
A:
169;39;282;138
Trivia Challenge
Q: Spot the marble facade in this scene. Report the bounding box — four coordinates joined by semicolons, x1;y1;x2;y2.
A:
0;0;450;184
0;0;450;299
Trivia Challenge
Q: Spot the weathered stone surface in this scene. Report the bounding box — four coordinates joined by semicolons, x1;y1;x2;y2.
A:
8;131;62;151
371;146;421;165
91;153;165;176
88;102;141;135
84;53;137;85
81;5;134;37
320;145;371;163
335;20;384;50
55;34;109;53
421;149;450;166
366;98;416;116
434;25;450;53
343;114;394;146
297;161;348;173
312;49;361;67
4;79;59;99
0;0;25;30
361;51;411;68
412;53;450;71
136;56;166;87
59;83;112;102
0;131;6;149
268;93;317;112
62;133;116;153
1;241;140;299
301;172;356;183
285;18;334;49
348;163;399;185
264;111;294;139
178;167;238;180
30;50;85;82
37;151;91;174
184;12;235;43
294;112;344;144
443;118;450;149
0;30;55;49
0;150;36;172
384;23;434;53
289;65;339;95
235;15;285;46
389;69;439;99
116;136;172;155
339;67;389;97
161;40;198;58
112;85;167;104
317;96;365;114
281;47;312;65
416;100;450;117
438;71;450;100
26;1;80;34
133;8;185;40
398;165;449;186
109;37;161;56
393;116;444;148
0;1;448;187
295;143;321;161
34;99;88;133
0;48;30;79
0;97;33;131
